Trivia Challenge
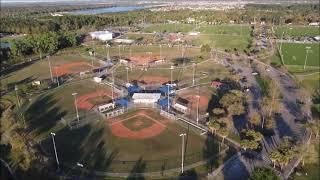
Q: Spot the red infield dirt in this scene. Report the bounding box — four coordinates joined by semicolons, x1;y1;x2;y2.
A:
76;90;115;110
186;95;209;110
140;76;169;84
108;110;170;139
129;55;161;65
53;61;94;76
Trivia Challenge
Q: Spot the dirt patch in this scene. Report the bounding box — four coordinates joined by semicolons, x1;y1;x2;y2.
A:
77;90;115;110
139;76;169;84
53;61;94;76
186;95;209;110
129;55;161;65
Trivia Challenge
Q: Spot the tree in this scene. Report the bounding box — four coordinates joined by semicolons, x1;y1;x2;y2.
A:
243;129;263;142
249;167;280;180
249;112;261;128
219;128;229;144
212;108;225;117
270;150;281;168
219;90;245;116
240;139;259;151
200;44;211;53
208;120;220;135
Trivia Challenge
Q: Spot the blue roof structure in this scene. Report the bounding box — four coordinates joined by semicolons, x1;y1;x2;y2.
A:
115;98;129;107
128;85;141;94
159;85;173;94
158;97;169;106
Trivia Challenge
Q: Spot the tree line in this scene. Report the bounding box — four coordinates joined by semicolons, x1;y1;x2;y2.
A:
1;31;82;66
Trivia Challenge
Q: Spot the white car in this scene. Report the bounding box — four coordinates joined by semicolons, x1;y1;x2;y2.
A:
252;72;259;75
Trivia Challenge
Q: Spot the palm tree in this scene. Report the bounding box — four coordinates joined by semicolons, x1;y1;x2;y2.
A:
208;120;220;135
249;112;261;128
240;139;259;151
219;128;229;144
270;151;281;168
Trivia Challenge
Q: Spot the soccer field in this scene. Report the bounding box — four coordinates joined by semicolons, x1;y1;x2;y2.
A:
280;43;319;67
274;25;320;38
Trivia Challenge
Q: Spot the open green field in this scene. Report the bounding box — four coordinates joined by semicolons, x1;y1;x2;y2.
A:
280;43;319;68
114;60;232;86
274;25;320;38
143;24;194;33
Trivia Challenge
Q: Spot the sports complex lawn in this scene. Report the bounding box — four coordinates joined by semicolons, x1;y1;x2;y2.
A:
274;25;320;38
280;43;319;69
39;108;225;173
143;24;194;33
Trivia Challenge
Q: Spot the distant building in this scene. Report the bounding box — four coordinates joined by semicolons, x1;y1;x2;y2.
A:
89;31;113;41
188;32;200;36
50;13;63;17
114;39;134;44
309;22;320;26
313;36;320;41
210;81;224;88
187;17;196;24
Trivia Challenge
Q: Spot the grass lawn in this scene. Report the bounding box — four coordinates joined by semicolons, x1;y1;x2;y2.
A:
274;26;320;38
296;73;320;93
280;43;319;68
39;108;224;173
0;48;99;88
143;24;194;33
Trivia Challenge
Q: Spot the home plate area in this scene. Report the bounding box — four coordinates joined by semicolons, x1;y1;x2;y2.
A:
108;109;170;139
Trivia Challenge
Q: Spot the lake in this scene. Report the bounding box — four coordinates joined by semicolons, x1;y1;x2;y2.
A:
66;6;145;15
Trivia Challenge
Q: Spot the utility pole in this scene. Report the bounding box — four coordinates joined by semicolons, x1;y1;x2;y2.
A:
14;85;20;107
50;132;59;167
179;133;186;173
167;85;170;111
47;56;53;83
196;95;200;124
72;93;80;123
112;70;115;102
106;44;111;60
304;46;311;70
159;45;162;60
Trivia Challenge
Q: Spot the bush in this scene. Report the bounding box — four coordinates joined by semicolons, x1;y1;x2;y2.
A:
250;167;280;180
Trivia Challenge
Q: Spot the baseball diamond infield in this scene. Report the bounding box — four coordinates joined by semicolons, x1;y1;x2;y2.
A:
108;109;171;139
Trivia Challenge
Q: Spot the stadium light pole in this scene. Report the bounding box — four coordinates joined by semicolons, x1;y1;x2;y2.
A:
196;95;200;124
167;85;170;111
14;85;20;107
47;55;54;83
192;63;196;86
159;44;162;60
304;46;311;70
106;44;111;60
111;70;115;102
179;133;186;173
126;66;129;83
170;65;174;85
50;132;59;167
72;93;80;123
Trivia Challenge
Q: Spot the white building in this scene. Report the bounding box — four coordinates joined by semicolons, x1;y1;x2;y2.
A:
173;103;189;114
132;93;161;104
114;39;134;44
89;31;113;41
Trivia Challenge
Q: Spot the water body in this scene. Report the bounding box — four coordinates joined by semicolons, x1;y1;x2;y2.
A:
66;6;145;15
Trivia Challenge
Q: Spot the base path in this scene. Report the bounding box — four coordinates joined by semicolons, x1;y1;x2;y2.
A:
76;90;114;110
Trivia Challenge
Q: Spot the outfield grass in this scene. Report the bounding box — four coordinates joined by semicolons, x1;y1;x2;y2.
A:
280;43;319;67
274;26;320;38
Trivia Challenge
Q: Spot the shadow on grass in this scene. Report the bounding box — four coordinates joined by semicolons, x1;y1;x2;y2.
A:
127;158;146;180
202;134;220;172
24;94;67;136
178;168;198;180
